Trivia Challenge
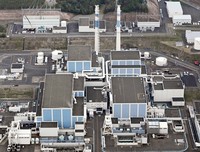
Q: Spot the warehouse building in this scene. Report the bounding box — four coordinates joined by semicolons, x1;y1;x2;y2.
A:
172;15;192;26
78;17;106;33
166;1;183;18
185;30;200;44
39;74;86;129
67;45;92;73
152;76;185;106
110;50;146;76
23;15;60;30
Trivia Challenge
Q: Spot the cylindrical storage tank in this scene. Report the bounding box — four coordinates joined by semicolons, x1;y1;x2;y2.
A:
38;52;44;57
61;21;67;27
194;37;200;50
144;52;150;59
52;50;63;61
156;57;167;66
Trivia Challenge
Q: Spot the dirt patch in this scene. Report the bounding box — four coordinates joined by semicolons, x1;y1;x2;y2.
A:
0;86;34;99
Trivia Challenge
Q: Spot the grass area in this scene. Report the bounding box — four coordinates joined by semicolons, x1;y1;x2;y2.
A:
185;88;200;102
0;0;45;9
0;87;34;99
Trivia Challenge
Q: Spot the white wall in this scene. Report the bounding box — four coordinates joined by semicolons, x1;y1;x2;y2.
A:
153;89;184;102
40;127;59;137
52;29;67;33
11;68;24;73
172;16;191;26
23;15;60;29
79;26;94;33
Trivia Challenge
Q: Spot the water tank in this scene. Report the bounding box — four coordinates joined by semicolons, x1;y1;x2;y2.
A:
61;21;67;27
156;57;167;66
194;37;200;50
144;52;150;59
52;50;63;61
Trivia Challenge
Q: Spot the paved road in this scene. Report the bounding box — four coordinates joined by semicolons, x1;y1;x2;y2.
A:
93;113;104;152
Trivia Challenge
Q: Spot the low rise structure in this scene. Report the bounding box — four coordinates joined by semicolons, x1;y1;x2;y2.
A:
172;15;192;26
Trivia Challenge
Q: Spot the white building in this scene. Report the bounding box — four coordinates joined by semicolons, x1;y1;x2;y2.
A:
8;121;32;145
78;17;106;33
39;122;59;137
185;30;200;44
172;15;192;26
152;76;185;106
137;21;160;31
23;15;60;29
166;2;183;18
10;63;24;73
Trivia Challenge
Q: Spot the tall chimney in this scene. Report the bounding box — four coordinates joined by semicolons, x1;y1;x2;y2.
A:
116;5;121;51
95;5;100;55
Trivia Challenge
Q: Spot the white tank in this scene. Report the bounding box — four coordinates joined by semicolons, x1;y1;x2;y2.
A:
144;52;150;59
156;57;167;66
194;37;200;50
61;21;67;27
52;50;63;61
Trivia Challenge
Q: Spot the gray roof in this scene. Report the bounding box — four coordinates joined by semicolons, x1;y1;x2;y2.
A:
79;17;89;26
11;63;23;68
111;51;140;60
86;86;105;102
165;108;180;118
73;97;84;116
74;76;85;91
163;79;183;89
68;45;92;61
154;83;164;90
42;74;73;108
111;77;146;103
41;122;57;128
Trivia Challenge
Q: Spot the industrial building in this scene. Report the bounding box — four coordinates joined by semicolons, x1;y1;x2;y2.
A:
152;75;185;106
166;1;183;18
172;15;192;26
137;19;160;31
39;74;86;129
110;77;147;119
86;86;107;116
10;63;24;73
67;45;92;73
23;15;60;30
185;30;200;44
78;17;106;33
110;50;146;76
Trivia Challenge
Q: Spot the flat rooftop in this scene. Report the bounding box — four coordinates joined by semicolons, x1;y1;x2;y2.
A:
73;97;84;116
111;77;146;103
111;50;140;60
154;83;164;90
131;117;144;124
41;122;57;128
163;79;183;89
165;108;181;118
79;17;89;26
42;74;73;108
74;76;84;91
11;63;23;69
86;86;105;102
68;45;92;61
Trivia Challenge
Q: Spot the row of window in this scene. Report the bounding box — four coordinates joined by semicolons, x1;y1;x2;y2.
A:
111;68;141;76
67;61;91;72
111;60;141;66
